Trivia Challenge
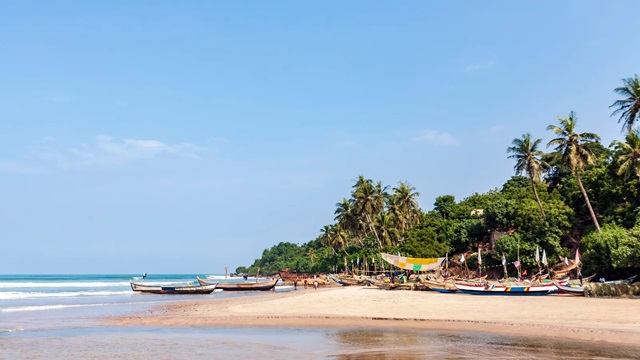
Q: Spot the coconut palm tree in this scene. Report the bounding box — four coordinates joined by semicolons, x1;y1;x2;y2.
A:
507;133;549;218
334;198;362;245
320;224;348;255
352;178;387;249
611;128;640;181
375;212;400;249
610;74;640;133
390;181;421;231
547;111;602;232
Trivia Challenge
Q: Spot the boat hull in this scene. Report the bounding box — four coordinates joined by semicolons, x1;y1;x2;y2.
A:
454;282;558;296
553;281;585;296
422;280;458;293
197;277;278;291
130;281;217;294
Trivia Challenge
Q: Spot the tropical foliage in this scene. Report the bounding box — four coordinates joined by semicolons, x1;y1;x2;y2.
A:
237;76;640;280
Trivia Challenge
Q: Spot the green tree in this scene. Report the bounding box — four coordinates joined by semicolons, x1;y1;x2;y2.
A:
507;133;549;218
434;195;456;220
389;181;421;232
611;128;640;181
352;177;388;249
610;74;640;133
547;111;602;232
334;198;362;246
581;224;639;275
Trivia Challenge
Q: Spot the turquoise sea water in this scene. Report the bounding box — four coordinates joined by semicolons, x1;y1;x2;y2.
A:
1;274;639;359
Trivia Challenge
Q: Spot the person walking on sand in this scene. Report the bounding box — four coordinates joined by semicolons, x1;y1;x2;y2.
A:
313;280;318;290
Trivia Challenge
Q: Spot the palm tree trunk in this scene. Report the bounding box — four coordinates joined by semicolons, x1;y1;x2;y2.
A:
365;213;383;249
575;171;601;233
529;175;546;218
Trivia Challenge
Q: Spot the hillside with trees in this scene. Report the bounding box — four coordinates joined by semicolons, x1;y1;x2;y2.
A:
236;75;640;280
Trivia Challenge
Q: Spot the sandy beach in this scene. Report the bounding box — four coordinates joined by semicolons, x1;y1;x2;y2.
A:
108;286;640;347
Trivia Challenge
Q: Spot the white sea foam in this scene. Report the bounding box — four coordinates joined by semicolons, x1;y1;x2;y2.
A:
0;301;145;313
0;281;132;288
0;290;132;300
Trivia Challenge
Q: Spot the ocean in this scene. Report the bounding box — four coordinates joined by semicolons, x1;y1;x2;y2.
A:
1;274;639;359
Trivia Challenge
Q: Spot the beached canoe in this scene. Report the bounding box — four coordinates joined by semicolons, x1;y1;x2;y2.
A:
454;282;558;296
552;281;584;296
130;281;217;294
274;285;295;292
197;277;279;291
329;275;366;286
422;279;458;293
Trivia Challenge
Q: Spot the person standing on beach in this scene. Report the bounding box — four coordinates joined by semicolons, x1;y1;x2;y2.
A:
313;280;318;290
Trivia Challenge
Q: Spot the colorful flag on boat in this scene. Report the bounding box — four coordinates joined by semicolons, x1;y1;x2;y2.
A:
478;249;482;265
535;245;540;263
542;249;548;266
575;248;581;265
501;253;506;266
564;256;569;266
460;253;465;263
513;260;521;268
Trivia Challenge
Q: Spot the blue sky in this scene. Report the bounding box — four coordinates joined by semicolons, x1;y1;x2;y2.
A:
1;2;638;274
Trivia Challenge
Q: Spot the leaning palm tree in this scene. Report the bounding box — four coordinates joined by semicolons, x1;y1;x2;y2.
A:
611;128;640;181
610;74;640;133
507;133;549;218
547;111;602;232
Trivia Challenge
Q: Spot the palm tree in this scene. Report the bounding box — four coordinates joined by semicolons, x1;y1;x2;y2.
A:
390;181;421;231
507;133;549;218
320;224;348;255
546;111;602;232
375;212;399;249
612;128;640;181
334;199;362;245
610;74;640;133
352;177;387;249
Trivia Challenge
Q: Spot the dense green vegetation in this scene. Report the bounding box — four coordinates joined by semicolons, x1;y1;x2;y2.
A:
237;75;640;280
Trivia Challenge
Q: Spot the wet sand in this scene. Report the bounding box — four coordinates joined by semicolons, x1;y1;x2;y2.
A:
108;286;640;347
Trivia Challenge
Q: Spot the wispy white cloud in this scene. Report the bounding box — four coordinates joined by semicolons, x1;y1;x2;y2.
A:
464;60;495;72
40;136;213;167
412;130;458;146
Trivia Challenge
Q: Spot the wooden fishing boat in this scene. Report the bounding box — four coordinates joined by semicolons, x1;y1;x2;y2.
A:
274;285;296;292
196;276;279;291
278;268;311;282
454;281;558;296
552;281;584;296
329;275;366;286
130;281;217;294
603;275;637;285
422;279;458;293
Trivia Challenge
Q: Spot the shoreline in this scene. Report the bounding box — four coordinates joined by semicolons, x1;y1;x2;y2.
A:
106;286;640;347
